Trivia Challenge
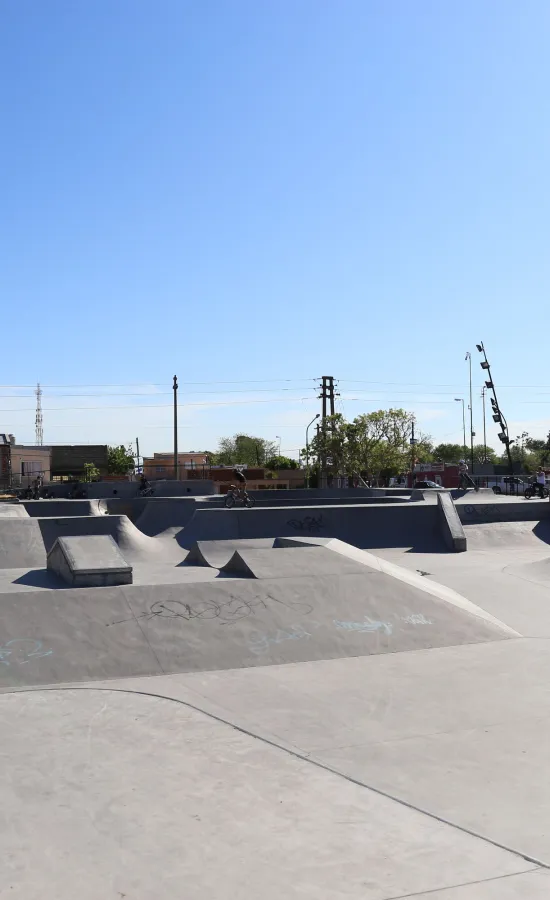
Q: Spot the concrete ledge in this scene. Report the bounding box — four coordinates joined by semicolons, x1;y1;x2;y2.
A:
47;535;133;587
437;492;467;552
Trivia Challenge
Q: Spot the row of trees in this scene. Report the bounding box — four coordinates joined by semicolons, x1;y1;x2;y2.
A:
82;422;550;484
305;410;550;480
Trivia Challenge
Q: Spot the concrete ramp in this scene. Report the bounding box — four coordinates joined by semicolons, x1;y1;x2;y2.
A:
185;539;274;568
22;499;106;517
0;504;29;518
0;519;46;568
0;564;514;686
463;520;550;550
180;502;446;552
37;515;169;562
220;546;369;579
135;498;199;536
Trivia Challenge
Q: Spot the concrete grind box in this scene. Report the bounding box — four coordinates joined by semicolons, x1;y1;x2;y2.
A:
47;534;133;587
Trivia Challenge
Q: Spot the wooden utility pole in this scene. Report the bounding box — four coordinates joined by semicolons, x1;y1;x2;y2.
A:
173;375;178;480
136;437;141;475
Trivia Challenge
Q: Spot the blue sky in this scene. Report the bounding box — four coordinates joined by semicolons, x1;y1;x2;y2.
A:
2;0;549;458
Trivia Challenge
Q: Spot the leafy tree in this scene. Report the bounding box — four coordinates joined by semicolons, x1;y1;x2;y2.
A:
107;445;135;476
215;434;277;467
305;409;432;479
265;455;298;470
472;444;497;465
433;443;465;463
83;462;100;483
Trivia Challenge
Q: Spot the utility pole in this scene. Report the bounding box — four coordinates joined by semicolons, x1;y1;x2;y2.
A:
136;437;141;475
410;417;418;487
465;352;475;473
318;376;338;487
173;375;178;480
35;383;43;446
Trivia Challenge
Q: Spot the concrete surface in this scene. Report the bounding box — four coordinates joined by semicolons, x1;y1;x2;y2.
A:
1;688;536;900
2;490;550;898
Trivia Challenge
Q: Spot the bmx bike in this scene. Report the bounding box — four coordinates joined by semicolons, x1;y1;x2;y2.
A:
524;484;549;500
223;485;255;508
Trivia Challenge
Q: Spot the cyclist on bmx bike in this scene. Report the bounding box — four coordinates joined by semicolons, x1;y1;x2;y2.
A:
224;468;255;507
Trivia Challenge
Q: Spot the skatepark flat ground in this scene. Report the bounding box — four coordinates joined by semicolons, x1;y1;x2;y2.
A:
2;492;550;898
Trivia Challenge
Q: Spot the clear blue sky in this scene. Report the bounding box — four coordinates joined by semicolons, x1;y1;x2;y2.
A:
2;0;549;457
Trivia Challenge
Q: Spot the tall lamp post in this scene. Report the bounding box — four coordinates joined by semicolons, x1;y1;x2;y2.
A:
465;352;475;473
454;398;466;458
476;342;515;478
305;414;320;488
275;435;281;460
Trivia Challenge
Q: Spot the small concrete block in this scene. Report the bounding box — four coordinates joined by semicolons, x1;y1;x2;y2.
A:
47;535;133;587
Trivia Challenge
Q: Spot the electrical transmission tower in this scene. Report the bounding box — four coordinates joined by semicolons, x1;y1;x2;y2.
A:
35;383;43;445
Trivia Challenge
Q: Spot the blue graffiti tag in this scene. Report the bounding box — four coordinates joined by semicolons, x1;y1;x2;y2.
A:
333;618;393;635
0;639;53;667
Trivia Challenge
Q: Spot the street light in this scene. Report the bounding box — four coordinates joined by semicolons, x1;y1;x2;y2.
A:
454;398;466;457
275;435;281;459
305;414;320;488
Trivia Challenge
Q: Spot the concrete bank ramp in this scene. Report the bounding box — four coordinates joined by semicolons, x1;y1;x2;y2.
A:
220;546;369;579
506;555;550;588
0;519;46;568
185;539;274;568
135;498;202;536
0;547;515;687
463;519;550;550
179;502;446;552
0;504;29;518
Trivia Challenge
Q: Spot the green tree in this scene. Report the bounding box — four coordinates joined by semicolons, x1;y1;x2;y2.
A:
305;409;432;480
216;434;277;466
265;455;298;470
107;445;135;476
433;443;465;463
472;444;497;465
82;462;100;483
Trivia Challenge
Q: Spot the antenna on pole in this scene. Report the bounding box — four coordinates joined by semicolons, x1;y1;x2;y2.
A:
35;383;43;445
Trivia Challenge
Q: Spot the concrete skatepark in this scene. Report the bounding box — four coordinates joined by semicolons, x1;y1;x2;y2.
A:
2;487;550;897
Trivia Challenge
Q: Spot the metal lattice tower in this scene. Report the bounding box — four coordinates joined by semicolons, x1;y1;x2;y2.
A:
35;383;43;445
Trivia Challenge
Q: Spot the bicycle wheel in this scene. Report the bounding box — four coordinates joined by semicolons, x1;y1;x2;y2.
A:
224;493;235;508
524;488;534;500
245;495;256;508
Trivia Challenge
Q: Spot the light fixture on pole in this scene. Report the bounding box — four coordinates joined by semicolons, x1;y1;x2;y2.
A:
305;414;320;489
275;435;281;459
454;398;466;457
476;342;514;477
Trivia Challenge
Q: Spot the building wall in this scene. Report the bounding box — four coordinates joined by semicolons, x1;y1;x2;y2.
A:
142;452;210;480
0;444;51;487
50;445;109;478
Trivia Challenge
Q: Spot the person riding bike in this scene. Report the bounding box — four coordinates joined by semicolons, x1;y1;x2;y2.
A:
139;473;151;495
535;467;547;499
232;467;248;502
458;459;477;491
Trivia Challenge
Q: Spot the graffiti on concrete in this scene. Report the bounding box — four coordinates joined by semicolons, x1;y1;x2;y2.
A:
287;515;325;532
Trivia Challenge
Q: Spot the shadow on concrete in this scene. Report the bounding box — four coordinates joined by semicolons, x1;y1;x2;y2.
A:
12;569;68;590
533;520;550;546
